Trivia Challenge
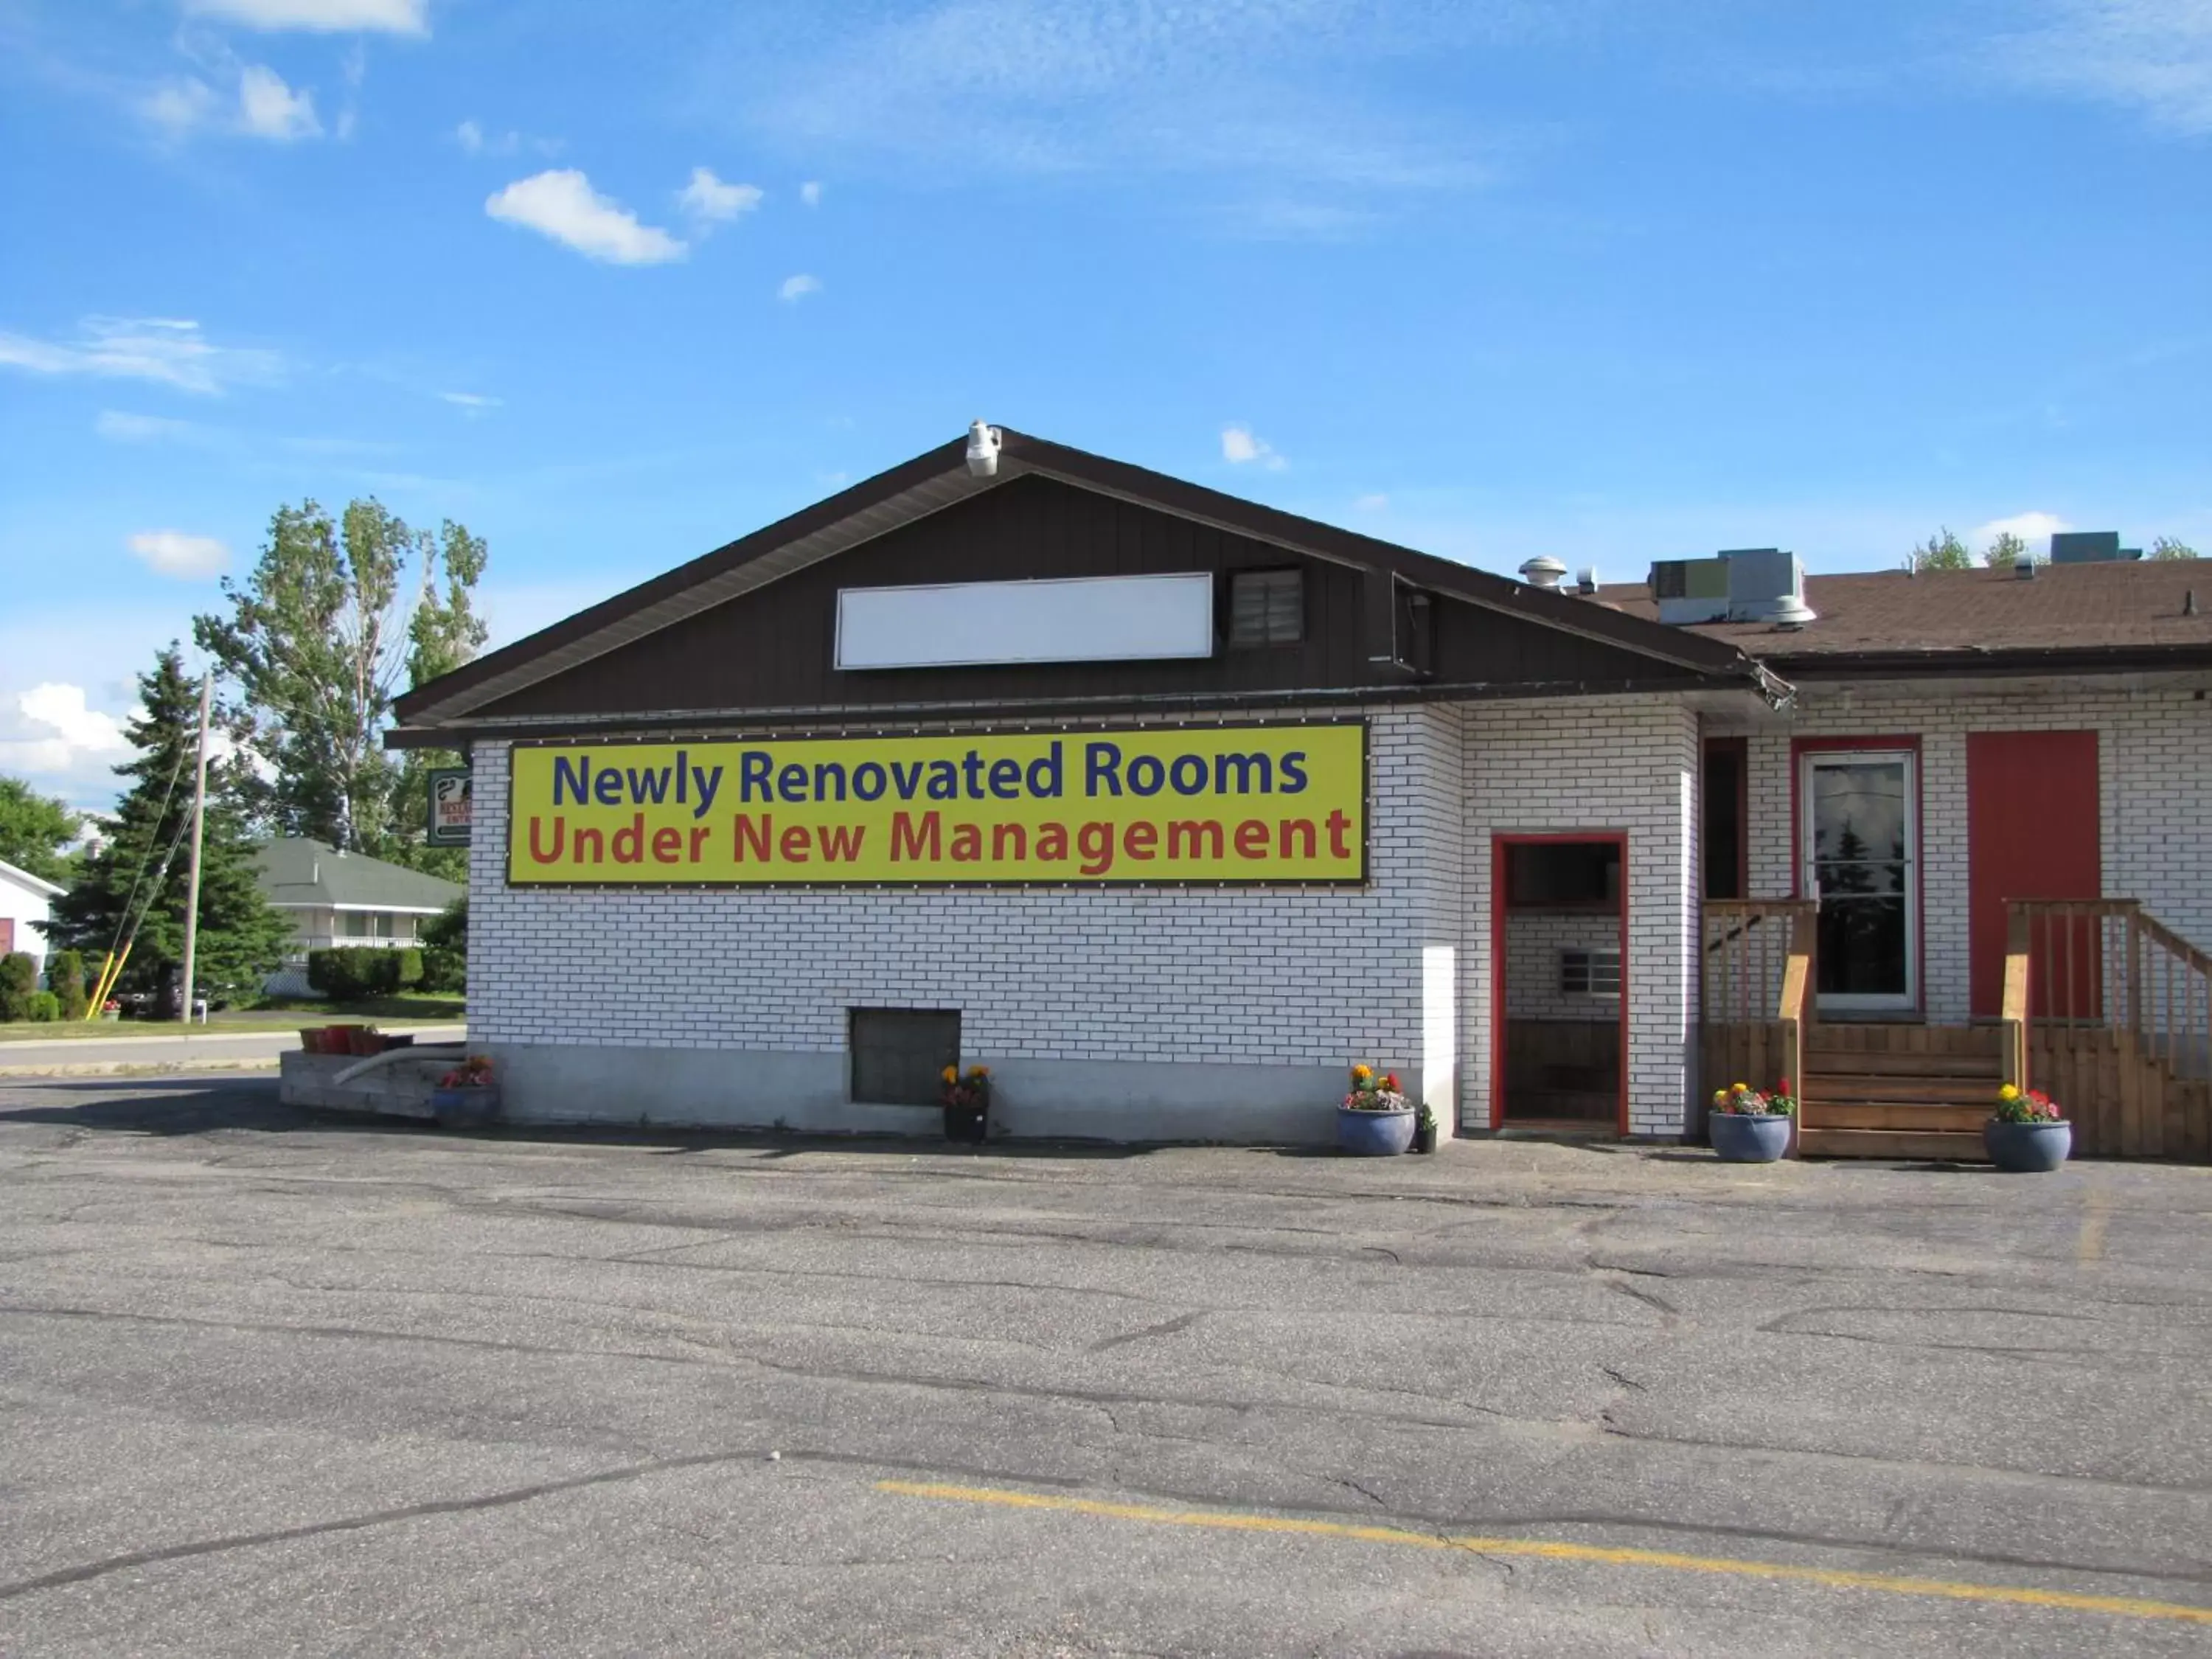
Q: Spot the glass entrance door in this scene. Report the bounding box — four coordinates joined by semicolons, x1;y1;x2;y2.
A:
1800;750;1916;1012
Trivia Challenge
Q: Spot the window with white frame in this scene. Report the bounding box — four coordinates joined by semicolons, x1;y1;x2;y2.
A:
1559;949;1621;998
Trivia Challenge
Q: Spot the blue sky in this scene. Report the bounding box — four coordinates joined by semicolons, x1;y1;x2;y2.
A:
2;0;2208;808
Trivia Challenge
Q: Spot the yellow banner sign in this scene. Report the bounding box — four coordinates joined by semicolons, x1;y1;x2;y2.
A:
507;724;1365;886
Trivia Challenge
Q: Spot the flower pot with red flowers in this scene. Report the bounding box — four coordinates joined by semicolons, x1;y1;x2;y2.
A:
1337;1065;1416;1155
1709;1079;1795;1162
433;1055;499;1127
1986;1085;2070;1172
940;1064;990;1144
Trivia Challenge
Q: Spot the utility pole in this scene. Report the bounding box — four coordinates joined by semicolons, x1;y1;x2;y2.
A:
177;672;212;1025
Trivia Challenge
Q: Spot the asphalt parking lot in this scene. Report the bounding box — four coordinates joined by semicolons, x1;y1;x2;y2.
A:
1;1075;2208;1657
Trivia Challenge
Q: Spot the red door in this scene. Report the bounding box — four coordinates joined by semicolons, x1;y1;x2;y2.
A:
1966;731;2100;1018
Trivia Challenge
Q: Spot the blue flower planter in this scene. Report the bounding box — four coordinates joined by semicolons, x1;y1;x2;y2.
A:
1711;1111;1792;1163
1985;1119;2071;1172
1337;1106;1415;1156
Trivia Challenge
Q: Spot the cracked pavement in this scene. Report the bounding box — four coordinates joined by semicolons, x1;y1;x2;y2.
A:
1;1074;2208;1655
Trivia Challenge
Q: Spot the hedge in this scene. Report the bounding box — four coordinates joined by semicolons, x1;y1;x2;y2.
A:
48;948;87;1020
24;990;60;1023
0;952;36;1023
420;947;465;995
307;946;411;1001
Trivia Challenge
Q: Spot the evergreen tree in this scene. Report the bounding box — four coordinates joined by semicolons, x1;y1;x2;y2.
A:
49;646;293;1009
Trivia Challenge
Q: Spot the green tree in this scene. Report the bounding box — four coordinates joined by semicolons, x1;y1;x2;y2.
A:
1910;528;1973;571
1981;530;2039;568
49;646;293;1009
2150;536;2200;560
385;521;487;880
193;500;488;859
0;776;82;885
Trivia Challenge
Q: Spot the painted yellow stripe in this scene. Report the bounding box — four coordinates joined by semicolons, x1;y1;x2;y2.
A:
875;1480;2212;1627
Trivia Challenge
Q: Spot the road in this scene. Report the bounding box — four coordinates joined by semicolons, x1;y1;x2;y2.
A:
0;1026;466;1074
1;1074;2208;1656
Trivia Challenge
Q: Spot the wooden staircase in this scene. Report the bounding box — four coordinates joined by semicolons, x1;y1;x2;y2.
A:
1795;1026;2002;1161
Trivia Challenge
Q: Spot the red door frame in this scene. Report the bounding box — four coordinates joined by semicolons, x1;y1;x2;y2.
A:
1489;831;1630;1135
1789;735;1925;1017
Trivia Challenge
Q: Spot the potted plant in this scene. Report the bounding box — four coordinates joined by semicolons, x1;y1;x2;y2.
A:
1986;1084;2070;1172
432;1055;498;1127
100;999;121;1023
1412;1100;1439;1155
1337;1065;1416;1155
1709;1079;1795;1163
940;1064;990;1144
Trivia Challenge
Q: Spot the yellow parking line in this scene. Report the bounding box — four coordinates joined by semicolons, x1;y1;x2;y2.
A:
876;1480;2212;1627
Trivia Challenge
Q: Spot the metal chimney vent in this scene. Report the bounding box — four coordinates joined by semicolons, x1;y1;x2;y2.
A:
1518;556;1567;591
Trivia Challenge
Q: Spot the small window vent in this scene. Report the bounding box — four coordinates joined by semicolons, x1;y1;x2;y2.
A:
849;1009;961;1106
1559;950;1622;998
1228;568;1304;647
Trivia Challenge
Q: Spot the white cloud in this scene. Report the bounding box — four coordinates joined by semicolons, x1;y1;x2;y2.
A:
720;1;1533;234
128;530;232;580
237;64;321;139
1353;492;1388;512
0;317;282;395
439;390;501;414
799;179;823;206
183;0;430;34
1994;1;2212;133
1221;423;1287;470
1971;509;2073;553
778;272;822;301
0;684;134;788
679;166;765;224
96;409;203;442
484;170;688;265
144;77;221;134
456;117;484;152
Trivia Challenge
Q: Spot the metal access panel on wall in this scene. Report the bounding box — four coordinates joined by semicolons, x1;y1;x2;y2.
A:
834;573;1214;670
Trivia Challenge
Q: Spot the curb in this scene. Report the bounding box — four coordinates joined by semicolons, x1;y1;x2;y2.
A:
0;1058;283;1080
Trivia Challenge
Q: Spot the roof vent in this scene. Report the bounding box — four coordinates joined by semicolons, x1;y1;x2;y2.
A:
2051;531;2142;563
2016;550;2037;580
1576;567;1599;596
964;420;1001;479
1518;555;1567;591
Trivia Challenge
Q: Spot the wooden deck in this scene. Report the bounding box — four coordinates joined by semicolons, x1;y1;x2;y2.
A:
1700;897;2212;1163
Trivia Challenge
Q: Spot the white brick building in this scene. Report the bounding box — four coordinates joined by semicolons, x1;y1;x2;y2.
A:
392;430;2211;1153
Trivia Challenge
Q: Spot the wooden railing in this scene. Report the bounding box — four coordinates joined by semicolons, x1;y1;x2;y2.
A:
1778;947;1809;1156
1702;900;1816;1150
2009;900;2211;1161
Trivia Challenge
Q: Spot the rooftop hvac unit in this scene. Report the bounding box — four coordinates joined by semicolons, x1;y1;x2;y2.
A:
2050;531;2141;563
1651;549;1813;626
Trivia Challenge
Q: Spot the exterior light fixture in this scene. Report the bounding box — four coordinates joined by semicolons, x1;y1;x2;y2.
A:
966;420;1001;478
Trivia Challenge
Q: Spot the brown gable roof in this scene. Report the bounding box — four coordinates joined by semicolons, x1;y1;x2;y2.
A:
1599;560;2212;675
394;427;1770;733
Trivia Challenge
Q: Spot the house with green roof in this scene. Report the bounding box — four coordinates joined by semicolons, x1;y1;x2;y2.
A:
253;838;462;995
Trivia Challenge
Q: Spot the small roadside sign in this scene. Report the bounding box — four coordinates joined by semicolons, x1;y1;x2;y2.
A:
428;767;473;846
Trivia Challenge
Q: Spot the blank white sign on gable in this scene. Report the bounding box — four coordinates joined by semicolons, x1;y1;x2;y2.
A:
834;572;1216;670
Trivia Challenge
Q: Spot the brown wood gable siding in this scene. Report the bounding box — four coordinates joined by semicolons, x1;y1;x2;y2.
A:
477;476;1705;722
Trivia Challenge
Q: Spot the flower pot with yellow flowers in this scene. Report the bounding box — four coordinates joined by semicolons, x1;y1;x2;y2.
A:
1337;1063;1416;1155
1708;1079;1794;1162
940;1064;991;1144
1986;1084;2070;1172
